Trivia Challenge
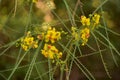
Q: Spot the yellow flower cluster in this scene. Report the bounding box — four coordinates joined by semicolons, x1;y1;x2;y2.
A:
38;27;63;60
71;27;90;46
71;27;79;41
81;16;90;26
45;27;61;43
78;13;100;45
41;44;62;59
92;13;100;28
21;31;38;51
92;14;100;24
80;28;90;46
80;13;100;28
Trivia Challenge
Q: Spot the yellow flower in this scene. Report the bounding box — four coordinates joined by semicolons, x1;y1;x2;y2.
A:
21;31;38;51
21;45;28;51
24;37;34;45
45;27;61;43
71;27;91;46
71;27;79;41
92;13;100;25
92;13;100;29
81;16;90;26
57;52;62;59
33;41;38;48
41;44;62;59
80;28;90;46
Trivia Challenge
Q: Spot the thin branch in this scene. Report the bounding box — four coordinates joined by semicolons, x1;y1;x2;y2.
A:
13;0;18;17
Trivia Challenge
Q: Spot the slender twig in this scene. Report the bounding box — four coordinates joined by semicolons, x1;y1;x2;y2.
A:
78;0;84;15
72;0;80;26
13;0;18;17
91;0;108;15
